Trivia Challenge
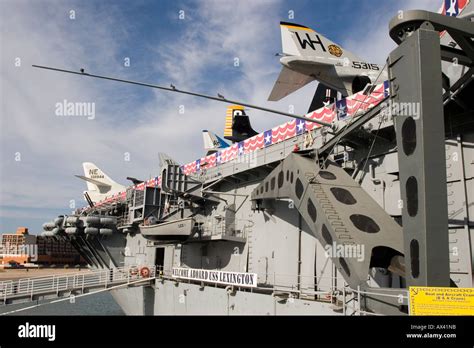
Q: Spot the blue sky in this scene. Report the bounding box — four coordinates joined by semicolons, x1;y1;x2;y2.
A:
0;0;439;234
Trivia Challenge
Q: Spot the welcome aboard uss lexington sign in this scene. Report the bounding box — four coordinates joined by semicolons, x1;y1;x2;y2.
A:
172;267;257;288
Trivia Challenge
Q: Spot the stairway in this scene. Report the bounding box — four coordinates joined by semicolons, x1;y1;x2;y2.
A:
251;153;404;290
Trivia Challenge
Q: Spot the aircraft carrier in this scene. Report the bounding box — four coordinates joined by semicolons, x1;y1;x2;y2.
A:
30;2;474;315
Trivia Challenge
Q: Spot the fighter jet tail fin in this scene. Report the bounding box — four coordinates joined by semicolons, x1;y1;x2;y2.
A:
224;105;259;143
279;21;362;62
202;130;229;154
269;22;368;101
76;162;125;203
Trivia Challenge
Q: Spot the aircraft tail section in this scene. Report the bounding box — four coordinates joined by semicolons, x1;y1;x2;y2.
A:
202;130;229;154
76;162;125;203
279;21;362;62
269;21;382;101
224;105;259;143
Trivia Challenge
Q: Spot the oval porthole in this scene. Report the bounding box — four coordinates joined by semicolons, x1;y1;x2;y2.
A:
278;171;284;188
322;224;333;245
319;171;336;180
406;176;418;217
295;178;304;199
307;199;317;222
410;239;420;278
402;117;416;156
350;214;380;233
330;187;357;205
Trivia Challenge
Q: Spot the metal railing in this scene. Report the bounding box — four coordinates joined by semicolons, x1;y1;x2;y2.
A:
0;265;409;315
264;272;409;315
199;218;250;240
0;265;157;304
157;268;409;316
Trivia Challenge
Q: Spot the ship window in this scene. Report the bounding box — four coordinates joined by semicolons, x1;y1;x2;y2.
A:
350;214;380;233
278;171;284;188
410;239;419;278
322;224;332;245
339;257;351;277
406;176;418;217
295;178;304;199
307;199;317;222
330;187;356;205
290;172;294;184
286;170;289;181
271;177;276;190
319;171;336;180
402;117;416;156
265;182;269;192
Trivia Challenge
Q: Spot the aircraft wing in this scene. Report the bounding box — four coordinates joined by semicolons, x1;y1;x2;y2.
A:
268;66;315;101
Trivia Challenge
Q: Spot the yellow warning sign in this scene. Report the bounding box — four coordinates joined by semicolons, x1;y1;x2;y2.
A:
409;286;474;315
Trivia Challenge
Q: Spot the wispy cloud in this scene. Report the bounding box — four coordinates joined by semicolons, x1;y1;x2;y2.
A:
0;0;288;232
0;0;441;233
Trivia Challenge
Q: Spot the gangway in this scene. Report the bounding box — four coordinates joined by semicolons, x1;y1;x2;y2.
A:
0;265;156;306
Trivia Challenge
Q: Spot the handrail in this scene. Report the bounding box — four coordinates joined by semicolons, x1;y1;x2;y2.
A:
156;268;408;316
1;266;408;315
0;265;157;303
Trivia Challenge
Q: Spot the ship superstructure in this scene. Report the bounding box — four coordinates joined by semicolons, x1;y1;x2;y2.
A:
29;3;474;315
